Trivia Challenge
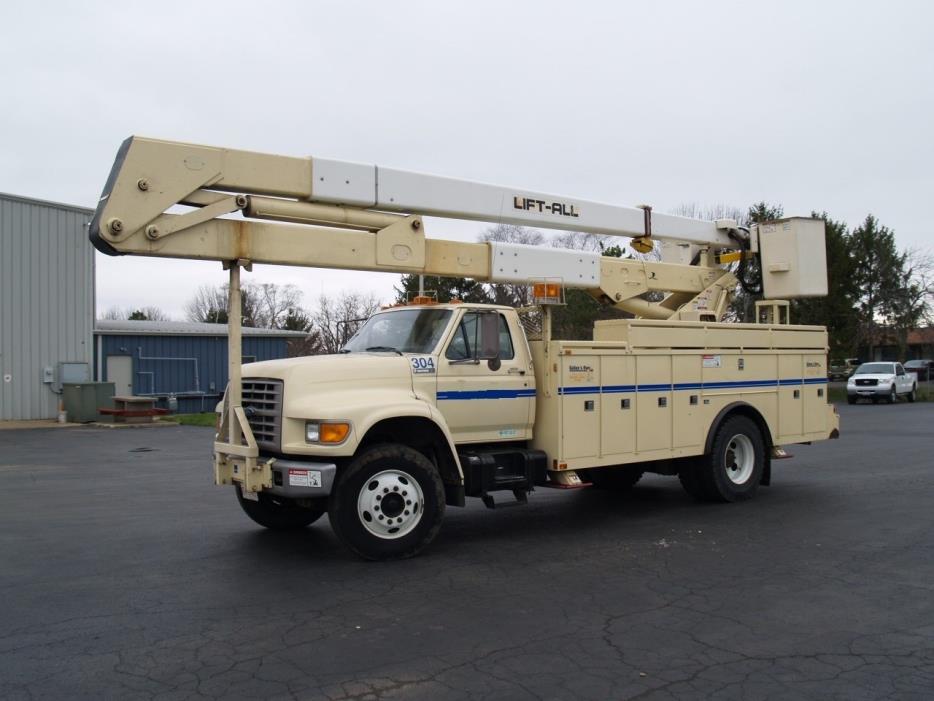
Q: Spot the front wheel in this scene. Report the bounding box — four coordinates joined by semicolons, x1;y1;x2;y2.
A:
329;444;445;560
887;386;897;404
236;486;326;530
694;415;765;502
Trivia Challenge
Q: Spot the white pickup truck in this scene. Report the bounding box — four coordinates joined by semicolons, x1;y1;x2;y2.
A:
846;362;917;404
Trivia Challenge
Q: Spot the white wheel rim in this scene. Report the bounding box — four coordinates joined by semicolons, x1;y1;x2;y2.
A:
724;434;755;485
357;469;425;539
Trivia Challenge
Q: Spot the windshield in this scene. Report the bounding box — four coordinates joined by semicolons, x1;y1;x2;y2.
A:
904;360;926;368
342;308;453;354
854;363;894;375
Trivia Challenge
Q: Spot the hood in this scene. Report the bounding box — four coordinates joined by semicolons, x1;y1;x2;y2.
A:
243;352;421;421
850;373;895;381
245;352;415;386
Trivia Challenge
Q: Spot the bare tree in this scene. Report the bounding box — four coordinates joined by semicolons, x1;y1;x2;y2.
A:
185;284;260;326
892;247;934;355
253;283;305;329
100;306;124;320
312;291;381;353
131;306;170;321
100;305;170;321
669;202;746;225
551;230;612;253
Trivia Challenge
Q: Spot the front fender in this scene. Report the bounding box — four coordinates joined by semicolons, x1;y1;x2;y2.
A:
281;389;463;479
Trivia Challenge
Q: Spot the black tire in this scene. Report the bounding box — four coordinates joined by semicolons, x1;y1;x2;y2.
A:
847;395;856;405
695;415;765;502
587;466;644;490
908;385;916;403
887;386;897;404
328;444;445;561
236;485;326;530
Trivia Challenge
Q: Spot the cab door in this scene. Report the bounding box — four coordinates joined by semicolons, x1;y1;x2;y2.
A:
896;364;911;394
436;310;534;443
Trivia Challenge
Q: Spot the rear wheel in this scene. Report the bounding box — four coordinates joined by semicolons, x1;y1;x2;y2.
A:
236;486;326;530
692;415;765;502
329;444;445;561
908;385;916;403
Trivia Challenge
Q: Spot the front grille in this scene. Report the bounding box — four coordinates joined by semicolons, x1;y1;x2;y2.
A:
241;379;283;452
855;378;878;386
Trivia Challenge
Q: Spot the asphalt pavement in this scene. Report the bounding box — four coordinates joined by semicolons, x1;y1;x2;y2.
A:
2;401;933;700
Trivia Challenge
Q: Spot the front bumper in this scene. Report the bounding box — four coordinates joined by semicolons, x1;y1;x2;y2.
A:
216;452;337;498
848;385;892;398
265;457;338;499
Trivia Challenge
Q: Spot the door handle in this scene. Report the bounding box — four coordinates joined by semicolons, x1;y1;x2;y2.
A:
507;368;526;376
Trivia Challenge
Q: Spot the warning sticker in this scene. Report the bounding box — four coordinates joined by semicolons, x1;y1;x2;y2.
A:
288;469;322;488
702;355;721;369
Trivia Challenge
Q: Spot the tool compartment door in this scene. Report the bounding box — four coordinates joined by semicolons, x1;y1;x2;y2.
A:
560;356;600;460
636;355;672;453
802;353;827;434
600;355;635;459
778;354;803;439
672;355;702;449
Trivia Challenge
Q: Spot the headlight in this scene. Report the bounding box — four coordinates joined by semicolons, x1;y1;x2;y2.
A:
305;421;350;444
305;421;320;442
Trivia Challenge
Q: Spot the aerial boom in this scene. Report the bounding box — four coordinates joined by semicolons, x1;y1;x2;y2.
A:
90;136;753;321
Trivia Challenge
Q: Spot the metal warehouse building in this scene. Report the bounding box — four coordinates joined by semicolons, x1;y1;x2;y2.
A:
94;320;306;413
0;193;94;420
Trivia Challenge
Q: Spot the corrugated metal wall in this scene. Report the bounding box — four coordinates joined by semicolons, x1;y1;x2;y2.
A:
95;334;289;413
0;194;94;420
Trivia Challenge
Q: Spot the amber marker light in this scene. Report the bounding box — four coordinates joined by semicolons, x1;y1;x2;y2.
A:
319;422;351;444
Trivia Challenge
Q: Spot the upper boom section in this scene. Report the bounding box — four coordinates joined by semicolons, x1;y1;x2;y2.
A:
90;136;736;255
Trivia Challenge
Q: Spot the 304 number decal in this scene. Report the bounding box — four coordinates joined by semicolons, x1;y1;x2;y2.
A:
410;356;436;374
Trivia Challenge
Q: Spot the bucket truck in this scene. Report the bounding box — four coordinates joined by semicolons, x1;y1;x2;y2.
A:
90;137;838;559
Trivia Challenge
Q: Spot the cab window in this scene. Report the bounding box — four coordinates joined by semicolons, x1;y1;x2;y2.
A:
445;313;515;361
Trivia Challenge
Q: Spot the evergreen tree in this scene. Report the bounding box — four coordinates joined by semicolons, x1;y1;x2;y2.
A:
849;215;904;358
394;274;491;305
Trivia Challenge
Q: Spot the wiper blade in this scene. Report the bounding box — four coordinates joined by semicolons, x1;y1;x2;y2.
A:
365;346;403;355
338;348;352;354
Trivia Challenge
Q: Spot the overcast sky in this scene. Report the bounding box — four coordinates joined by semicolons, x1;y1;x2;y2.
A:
2;1;932;319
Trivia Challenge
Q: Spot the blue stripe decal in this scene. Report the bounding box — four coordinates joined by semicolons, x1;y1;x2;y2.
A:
558;386;601;395
437;378;828;400
555;377;828;395
602;384;637;394
437;388;536;400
